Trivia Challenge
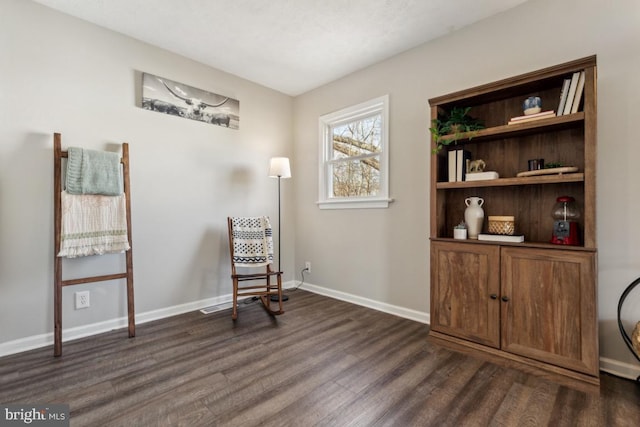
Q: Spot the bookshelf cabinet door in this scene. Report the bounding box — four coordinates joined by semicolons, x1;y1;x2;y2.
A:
500;247;598;375
430;241;500;348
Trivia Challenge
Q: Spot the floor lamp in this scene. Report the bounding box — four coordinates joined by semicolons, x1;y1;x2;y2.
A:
269;157;291;301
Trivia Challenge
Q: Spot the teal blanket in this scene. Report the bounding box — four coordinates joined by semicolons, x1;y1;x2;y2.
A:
66;147;122;196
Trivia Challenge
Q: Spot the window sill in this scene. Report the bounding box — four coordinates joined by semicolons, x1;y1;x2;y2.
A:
317;197;394;210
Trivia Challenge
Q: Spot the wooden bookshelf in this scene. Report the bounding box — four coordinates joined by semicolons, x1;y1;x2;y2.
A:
428;56;599;386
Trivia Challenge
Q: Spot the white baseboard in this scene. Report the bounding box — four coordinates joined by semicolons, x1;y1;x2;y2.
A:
0;281;298;357
3;280;639;383
298;282;430;324
0;295;230;357
599;356;640;381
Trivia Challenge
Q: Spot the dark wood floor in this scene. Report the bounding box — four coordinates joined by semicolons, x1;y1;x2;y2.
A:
1;290;638;426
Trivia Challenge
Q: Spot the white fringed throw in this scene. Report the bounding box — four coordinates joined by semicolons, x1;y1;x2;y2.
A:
231;217;273;267
58;191;130;258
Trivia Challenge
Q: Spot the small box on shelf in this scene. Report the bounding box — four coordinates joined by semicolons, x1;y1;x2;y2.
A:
487;216;515;235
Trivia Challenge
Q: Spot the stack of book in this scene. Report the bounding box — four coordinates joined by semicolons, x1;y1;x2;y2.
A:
465;171;499;181
447;150;499;182
477;233;524;243
557;70;585;116
507;69;585;126
447;149;470;182
508;110;556;125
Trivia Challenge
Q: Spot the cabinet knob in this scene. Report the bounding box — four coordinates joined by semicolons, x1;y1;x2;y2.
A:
490;294;498;300
501;296;510;302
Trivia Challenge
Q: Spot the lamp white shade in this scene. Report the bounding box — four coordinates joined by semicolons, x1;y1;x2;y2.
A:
268;157;291;178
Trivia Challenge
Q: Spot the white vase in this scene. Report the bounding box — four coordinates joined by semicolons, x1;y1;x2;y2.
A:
464;197;485;239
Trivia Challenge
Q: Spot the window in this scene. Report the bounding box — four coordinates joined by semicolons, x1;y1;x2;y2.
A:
318;95;391;209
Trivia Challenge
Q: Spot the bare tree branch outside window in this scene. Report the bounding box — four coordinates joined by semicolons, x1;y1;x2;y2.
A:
330;114;381;197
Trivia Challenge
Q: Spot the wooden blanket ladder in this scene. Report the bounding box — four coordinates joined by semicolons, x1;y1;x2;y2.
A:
53;132;135;356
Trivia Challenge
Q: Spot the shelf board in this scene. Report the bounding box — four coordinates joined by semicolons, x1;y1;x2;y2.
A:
438;112;584;145
428;56;596;106
429;237;596;252
436;172;584;189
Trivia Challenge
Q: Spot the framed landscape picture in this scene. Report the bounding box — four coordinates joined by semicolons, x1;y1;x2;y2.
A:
142;73;239;129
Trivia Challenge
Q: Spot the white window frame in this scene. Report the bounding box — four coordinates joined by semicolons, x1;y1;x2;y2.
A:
317;95;392;209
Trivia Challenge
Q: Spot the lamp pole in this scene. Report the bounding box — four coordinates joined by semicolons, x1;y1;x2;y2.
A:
276;174;282;272
269;157;291;302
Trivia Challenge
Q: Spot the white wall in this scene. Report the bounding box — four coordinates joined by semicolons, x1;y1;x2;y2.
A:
293;0;640;377
0;0;294;348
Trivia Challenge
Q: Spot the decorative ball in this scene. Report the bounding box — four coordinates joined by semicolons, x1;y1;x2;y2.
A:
523;96;542;115
632;321;640;356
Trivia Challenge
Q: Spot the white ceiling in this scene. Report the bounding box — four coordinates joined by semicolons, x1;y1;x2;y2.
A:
32;0;529;96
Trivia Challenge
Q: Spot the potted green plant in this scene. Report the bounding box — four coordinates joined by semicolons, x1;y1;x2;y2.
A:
430;107;484;153
453;221;467;240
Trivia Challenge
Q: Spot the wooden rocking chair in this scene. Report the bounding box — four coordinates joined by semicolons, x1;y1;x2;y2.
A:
227;217;284;320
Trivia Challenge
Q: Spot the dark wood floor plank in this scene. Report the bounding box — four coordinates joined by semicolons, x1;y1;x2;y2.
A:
489;380;537;426
370;351;487;426
366;348;468;426
335;328;431;394
452;365;528;426
516;377;559;426
413;362;513;427
0;290;637;427
201;335;362;419
259;380;357;427
0;354;158;403
598;373;640;426
72;362;229;422
319;348;477;426
212;352;360;426
547;384;603;427
83;372;227;427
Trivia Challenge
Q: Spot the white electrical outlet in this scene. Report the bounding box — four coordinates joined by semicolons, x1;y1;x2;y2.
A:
305;261;311;273
75;291;90;309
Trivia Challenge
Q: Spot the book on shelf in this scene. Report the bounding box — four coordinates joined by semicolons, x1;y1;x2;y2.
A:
448;150;456;182
478;233;525;243
570;71;585;114
510;110;555;121
562;71;582;115
465;171;499;181
456;149;471;182
508;110;555;125
557;78;571;116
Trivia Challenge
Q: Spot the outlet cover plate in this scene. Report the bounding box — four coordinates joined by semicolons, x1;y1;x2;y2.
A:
75;291;90;309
